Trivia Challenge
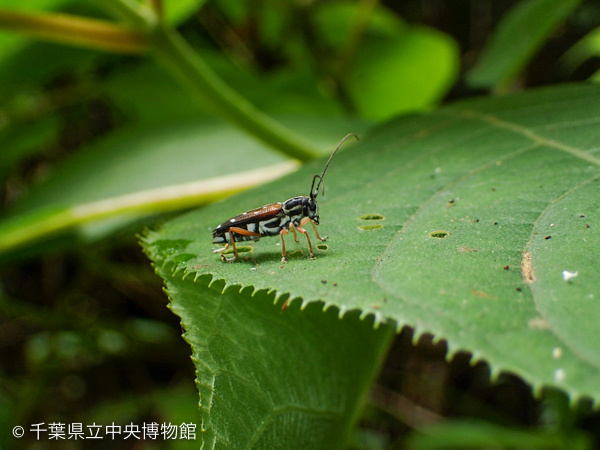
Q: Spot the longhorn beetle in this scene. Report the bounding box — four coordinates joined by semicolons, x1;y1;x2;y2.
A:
212;133;358;262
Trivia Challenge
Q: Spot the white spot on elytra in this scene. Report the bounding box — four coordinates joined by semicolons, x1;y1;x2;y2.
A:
562;270;578;281
230;218;236;223
217;224;221;229
554;368;566;382
552;347;562;359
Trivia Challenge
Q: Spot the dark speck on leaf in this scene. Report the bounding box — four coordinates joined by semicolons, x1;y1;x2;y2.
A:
321;280;327;284
516;287;522;292
503;265;509;270
545;236;552;240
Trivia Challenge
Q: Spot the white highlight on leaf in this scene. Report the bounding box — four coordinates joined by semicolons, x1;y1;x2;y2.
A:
552;347;563;359
554;368;566;382
562;270;578;281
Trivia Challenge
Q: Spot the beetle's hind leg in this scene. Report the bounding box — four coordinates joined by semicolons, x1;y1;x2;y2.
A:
280;228;289;263
220;232;239;262
219;227;262;262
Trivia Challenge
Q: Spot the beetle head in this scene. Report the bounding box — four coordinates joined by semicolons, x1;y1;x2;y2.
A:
305;196;319;224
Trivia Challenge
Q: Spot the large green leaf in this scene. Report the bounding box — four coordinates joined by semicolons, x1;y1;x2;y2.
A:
467;0;582;90
143;82;600;442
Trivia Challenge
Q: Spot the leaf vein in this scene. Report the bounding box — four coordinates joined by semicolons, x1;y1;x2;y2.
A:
450;108;600;166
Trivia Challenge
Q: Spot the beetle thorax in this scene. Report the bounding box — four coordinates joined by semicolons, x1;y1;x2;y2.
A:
282;196;319;225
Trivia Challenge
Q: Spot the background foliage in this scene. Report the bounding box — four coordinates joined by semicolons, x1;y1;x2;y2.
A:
1;0;600;449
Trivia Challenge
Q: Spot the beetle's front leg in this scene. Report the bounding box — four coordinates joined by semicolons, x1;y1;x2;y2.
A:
300;217;327;241
294;224;315;259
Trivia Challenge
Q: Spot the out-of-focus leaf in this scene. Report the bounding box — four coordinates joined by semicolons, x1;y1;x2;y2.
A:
467;0;582;91
162;0;208;25
316;2;459;120
559;26;600;79
103;57;345;129
0;116;59;178
348;24;458;120
0;41;109;101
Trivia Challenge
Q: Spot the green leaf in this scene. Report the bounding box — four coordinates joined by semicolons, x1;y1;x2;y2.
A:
466;0;582;91
103;57;346;128
316;2;459;120
348;24;458;120
0;115;59;178
160;275;394;449
162;0;208;25
559;26;600;78
144;84;600;412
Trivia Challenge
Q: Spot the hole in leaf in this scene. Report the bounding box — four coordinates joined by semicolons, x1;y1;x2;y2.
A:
222;246;252;254
358;224;383;231
287;250;306;259
359;214;385;220
316;244;329;251
429;231;449;239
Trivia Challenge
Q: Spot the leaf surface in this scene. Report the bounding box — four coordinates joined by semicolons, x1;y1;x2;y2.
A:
161;275;393;449
145;84;600;405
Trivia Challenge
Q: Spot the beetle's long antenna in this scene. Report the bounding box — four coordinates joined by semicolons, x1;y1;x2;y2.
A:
311;133;358;199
